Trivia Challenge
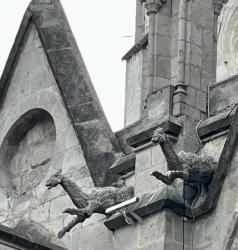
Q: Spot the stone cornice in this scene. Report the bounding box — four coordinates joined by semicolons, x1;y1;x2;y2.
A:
213;0;228;15
122;34;148;61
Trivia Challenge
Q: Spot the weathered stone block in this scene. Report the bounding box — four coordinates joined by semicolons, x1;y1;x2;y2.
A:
155;35;171;58
49;195;74;219
30;202;50;223
62;147;86;174
183;87;196;107
135;147;152;173
201;136;226;162
156;15;170;36
139;213;166;248
139;240;164;250
66;125;80;150
202;52;214;75
74;223;113;250
151;144;167;170
113;224;139;250
135;168;164;195
190;65;201;88
195;90;207;112
190;43;203;69
189;22;202;47
201;71;213;92
155;56;171;79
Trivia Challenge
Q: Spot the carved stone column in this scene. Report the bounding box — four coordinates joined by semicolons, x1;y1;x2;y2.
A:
175;0;188;95
144;0;166;95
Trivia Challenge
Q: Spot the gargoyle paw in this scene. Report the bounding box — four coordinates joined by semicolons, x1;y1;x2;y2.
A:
150;171;162;177
63;208;87;216
58;229;66;239
62;208;75;215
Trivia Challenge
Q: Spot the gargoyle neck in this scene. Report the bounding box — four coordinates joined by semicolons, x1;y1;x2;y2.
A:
60;177;89;207
159;139;183;171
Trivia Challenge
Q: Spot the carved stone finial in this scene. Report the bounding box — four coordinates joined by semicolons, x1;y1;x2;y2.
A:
213;0;228;15
144;0;166;15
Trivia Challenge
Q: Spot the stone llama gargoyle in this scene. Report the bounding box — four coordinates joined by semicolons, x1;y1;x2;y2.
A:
45;171;133;238
151;127;217;185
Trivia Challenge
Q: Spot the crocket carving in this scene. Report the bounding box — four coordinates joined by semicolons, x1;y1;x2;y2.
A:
45;171;133;238
151;127;217;185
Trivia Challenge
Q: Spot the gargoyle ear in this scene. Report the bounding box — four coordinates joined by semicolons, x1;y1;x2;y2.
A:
55;169;62;175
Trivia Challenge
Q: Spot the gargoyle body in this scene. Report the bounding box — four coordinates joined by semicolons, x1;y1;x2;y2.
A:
45;172;133;238
151;128;217;185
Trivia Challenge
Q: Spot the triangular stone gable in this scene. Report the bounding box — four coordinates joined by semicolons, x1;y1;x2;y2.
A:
0;17;88;246
0;0;124;187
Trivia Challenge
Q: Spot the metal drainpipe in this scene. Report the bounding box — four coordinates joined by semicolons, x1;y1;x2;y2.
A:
175;0;188;95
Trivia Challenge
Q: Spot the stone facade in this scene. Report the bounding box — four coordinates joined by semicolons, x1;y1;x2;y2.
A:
1;0;238;250
0;20;93;248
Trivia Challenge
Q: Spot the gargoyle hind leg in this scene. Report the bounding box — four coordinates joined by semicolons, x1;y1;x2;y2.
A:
58;216;85;238
63;202;101;217
151;170;188;185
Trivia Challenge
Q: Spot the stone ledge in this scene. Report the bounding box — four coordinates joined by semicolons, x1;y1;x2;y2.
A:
0;224;67;250
122;34;148;61
197;111;234;140
209;73;238;117
116;118;182;148
110;153;136;175
104;186;186;230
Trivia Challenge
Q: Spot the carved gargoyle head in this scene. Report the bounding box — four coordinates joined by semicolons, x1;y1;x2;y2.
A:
151;127;166;144
45;170;63;190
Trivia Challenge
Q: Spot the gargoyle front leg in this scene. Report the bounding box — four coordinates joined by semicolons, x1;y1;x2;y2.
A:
63;208;89;216
58;216;85;238
151;170;188;185
63;202;101;217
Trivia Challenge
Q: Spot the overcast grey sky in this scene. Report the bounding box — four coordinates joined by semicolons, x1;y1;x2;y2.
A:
0;1;136;131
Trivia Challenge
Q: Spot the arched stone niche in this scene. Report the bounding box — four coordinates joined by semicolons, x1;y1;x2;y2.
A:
217;0;238;81
0;109;56;201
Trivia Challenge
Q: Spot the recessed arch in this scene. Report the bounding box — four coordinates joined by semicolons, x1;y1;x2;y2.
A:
0;109;56;199
217;0;238;81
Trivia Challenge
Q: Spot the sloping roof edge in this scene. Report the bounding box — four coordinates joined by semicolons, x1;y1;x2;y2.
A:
0;8;31;96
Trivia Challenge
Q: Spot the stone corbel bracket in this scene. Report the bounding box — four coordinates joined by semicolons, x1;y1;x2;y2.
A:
105;107;238;230
143;0;167;14
140;0;167;7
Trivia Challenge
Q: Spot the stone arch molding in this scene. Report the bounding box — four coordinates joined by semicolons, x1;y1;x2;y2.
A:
0;90;74;175
0;109;56;200
217;0;238;81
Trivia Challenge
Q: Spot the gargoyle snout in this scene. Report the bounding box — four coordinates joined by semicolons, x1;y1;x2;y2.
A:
152;128;166;144
45;176;62;189
45;180;54;190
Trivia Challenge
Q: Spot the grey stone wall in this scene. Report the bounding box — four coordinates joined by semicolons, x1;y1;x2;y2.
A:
192;135;238;250
0;244;16;250
124;50;144;126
